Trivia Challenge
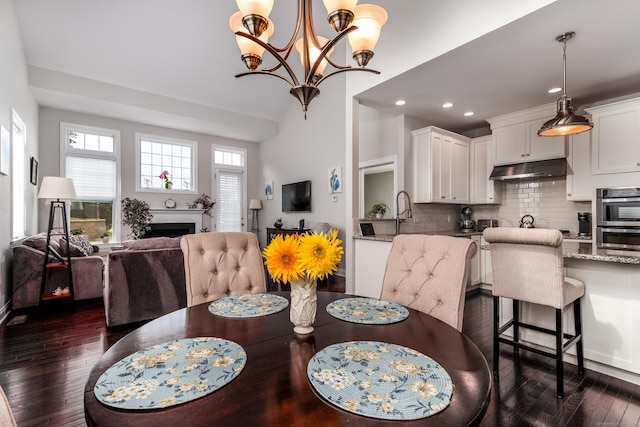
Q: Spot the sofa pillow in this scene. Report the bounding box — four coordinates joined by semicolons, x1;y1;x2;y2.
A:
122;236;182;250
23;233;62;254
60;235;94;256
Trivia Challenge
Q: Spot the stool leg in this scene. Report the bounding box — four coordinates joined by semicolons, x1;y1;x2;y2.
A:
574;299;585;374
556;308;564;399
493;295;500;374
513;299;520;356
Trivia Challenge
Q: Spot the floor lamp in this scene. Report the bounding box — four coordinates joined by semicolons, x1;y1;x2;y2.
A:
249;198;262;237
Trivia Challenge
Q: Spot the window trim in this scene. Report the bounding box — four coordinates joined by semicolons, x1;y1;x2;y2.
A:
11;110;26;241
135;132;198;194
60;122;122;242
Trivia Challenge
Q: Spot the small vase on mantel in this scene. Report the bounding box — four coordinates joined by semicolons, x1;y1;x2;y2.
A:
289;276;317;334
165;182;173;190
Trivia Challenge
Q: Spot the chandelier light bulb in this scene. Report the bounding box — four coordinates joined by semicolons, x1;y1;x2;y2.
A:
322;0;358;32
230;12;274;70
296;36;333;79
348;4;387;67
235;0;274;36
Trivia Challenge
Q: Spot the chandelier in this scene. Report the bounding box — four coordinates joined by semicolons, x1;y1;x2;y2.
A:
230;0;388;118
538;31;593;137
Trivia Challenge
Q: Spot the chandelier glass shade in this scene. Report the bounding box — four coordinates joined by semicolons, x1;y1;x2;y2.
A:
538;31;593;137
231;0;387;117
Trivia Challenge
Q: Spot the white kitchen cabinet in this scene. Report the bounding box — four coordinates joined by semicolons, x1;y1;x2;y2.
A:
488;103;566;166
470;135;501;204
354;239;392;298
469;235;481;287
479;236;493;285
566;130;592;201
586;97;640;175
412;126;470;204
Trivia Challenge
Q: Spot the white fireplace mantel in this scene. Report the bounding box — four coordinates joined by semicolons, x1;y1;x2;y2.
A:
149;209;204;232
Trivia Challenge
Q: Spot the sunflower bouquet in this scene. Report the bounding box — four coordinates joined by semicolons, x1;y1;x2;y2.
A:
263;229;344;285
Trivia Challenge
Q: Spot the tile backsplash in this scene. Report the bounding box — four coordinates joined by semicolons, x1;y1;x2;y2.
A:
358;177;592;236
473;178;591;234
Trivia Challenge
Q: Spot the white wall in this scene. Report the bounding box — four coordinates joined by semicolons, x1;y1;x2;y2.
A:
259;74;347;273
0;0;39;318
38;107;262;239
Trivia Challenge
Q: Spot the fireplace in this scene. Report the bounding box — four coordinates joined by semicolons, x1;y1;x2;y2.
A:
143;222;195;238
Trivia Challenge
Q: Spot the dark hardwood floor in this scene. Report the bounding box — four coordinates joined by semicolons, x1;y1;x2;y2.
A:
1;281;639;426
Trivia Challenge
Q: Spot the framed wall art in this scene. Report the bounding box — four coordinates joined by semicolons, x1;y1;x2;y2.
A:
329;166;342;193
265;180;274;200
30;157;38;185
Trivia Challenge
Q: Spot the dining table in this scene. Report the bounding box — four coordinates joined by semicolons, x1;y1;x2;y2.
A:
84;291;491;426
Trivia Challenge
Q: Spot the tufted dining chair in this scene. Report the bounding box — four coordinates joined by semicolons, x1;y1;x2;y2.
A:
380;234;476;332
180;232;267;307
483;227;585;399
0;385;17;427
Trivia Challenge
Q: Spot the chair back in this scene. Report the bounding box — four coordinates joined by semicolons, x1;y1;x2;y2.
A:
181;232;266;307
0;385;17;427
380;234;476;331
483;227;566;309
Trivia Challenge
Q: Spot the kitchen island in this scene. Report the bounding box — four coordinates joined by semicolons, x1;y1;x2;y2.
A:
354;233;640;386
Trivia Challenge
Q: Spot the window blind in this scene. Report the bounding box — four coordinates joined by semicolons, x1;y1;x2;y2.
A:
216;169;243;232
67;156;116;200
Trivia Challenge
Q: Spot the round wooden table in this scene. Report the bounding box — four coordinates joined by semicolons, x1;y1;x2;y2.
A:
84;292;491;426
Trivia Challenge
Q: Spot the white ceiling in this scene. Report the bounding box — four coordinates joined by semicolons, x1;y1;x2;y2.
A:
14;0;640;141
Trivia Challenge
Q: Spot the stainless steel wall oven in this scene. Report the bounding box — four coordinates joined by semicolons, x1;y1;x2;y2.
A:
596;187;640;250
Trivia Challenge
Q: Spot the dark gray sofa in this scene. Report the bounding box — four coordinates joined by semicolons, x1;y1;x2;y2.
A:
104;237;187;327
12;233;104;309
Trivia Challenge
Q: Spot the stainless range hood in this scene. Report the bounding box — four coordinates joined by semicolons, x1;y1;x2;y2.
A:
489;158;568;181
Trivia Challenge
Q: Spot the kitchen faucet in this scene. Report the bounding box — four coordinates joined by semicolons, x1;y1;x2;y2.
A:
395;190;413;235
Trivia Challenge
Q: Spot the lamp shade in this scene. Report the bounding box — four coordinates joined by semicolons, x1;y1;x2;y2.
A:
538;96;593;136
347;4;387;53
249;199;263;210
230;12;274;59
37;176;77;200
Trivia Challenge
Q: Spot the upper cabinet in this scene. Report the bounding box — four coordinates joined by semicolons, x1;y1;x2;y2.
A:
412;126;470;204
566;130;592;201
470;135;501;204
487;103;566;166
586;97;640;175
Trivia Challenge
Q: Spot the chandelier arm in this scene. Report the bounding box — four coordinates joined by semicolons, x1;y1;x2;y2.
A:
234;70;296;88
315;67;381;86
235;32;300;86
306;25;358;83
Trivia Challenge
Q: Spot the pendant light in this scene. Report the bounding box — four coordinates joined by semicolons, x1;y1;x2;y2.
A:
538;31;593;137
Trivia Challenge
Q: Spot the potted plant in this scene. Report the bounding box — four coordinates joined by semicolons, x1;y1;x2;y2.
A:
273;217;283;229
70;227;84;236
370;203;389;219
121;197;153;239
159;170;173;189
100;231;110;244
187;193;215;217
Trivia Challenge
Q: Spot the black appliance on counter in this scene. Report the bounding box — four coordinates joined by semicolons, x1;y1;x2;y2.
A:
578;212;591;236
596;187;640;250
477;219;499;232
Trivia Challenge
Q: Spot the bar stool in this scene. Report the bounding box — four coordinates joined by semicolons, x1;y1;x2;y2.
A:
483;227;585;398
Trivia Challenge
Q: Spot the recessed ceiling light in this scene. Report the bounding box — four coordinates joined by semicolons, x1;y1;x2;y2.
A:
548;87;562;94
395;99;406;106
442;102;453;108
464;112;474;117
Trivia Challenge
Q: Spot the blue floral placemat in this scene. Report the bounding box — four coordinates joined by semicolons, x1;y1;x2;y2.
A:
326;297;409;324
94;337;246;409
308;341;452;420
208;293;289;318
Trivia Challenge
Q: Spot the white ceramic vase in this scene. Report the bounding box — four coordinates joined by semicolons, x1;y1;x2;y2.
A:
289;277;317;334
165;182;173;190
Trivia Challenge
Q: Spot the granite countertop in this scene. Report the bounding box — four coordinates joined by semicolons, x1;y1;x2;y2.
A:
355;232;640;265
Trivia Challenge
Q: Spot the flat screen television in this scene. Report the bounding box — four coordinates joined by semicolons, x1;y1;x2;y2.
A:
282;180;311;212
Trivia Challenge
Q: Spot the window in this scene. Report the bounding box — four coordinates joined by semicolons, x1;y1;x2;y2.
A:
136;133;197;193
213;146;246;232
11;111;26;240
61;123;120;243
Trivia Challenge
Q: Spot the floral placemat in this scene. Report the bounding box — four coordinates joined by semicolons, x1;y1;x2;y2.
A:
307;341;452;420
94;337;246;409
208;293;289;318
326;297;409;324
